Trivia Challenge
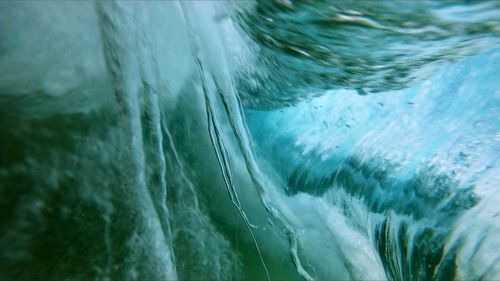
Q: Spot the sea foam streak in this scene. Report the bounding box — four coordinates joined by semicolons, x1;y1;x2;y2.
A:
0;1;498;280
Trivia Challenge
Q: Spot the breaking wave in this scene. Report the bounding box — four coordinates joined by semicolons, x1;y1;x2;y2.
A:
0;1;498;280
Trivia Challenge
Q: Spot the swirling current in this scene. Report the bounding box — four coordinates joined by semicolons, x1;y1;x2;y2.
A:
0;1;498;280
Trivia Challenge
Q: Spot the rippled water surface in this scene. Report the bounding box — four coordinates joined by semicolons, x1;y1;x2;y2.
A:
0;1;498;280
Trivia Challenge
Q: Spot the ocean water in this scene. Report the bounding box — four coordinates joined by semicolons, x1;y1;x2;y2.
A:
0;1;498;280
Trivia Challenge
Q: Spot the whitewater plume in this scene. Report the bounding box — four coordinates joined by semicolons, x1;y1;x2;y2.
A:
0;1;498;280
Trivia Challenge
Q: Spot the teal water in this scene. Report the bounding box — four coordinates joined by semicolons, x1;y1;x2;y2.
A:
0;1;498;280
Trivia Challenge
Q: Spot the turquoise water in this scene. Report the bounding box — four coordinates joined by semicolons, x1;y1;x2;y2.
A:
0;1;498;280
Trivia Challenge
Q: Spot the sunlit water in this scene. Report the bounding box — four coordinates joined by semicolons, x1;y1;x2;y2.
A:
0;1;498;280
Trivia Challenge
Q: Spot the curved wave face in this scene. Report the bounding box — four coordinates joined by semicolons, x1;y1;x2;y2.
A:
0;1;498;280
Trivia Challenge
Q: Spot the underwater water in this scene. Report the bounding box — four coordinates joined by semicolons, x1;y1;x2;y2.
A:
0;1;499;280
